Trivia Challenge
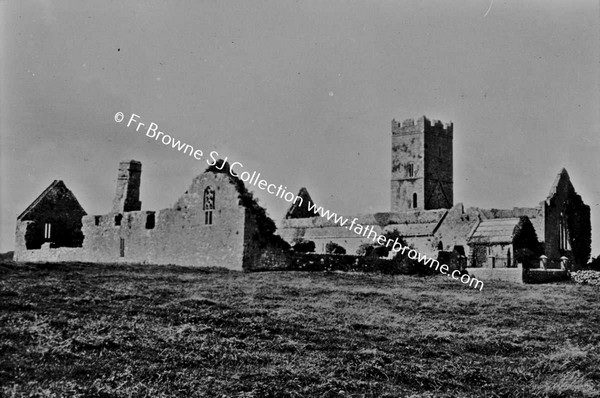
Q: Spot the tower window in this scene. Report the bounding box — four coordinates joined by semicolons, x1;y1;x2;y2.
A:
119;238;125;257
407;163;414;177
412;193;418;209
115;214;123;226
94;216;101;226
44;223;51;240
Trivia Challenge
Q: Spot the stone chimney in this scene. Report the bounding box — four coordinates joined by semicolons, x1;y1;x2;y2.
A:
112;160;142;213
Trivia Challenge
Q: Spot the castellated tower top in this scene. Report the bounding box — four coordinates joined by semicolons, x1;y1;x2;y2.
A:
390;115;453;212
391;115;453;136
112;160;142;213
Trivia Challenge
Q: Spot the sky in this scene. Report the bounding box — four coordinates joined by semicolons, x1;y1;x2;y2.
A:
1;0;599;255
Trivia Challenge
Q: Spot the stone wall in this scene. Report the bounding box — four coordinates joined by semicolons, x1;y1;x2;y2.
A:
80;172;247;269
15;169;263;271
525;269;569;284
390;116;453;212
15;243;85;263
423;118;453;210
469;243;514;268
466;267;524;284
15;180;86;253
391;117;425;212
466;267;569;284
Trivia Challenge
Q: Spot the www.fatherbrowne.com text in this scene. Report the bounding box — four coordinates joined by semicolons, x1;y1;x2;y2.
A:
115;111;483;291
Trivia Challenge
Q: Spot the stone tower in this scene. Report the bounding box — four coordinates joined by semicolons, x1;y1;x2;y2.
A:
112;160;142;213
391;116;453;212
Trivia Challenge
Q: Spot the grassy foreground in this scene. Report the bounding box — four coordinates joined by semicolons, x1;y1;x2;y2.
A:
0;261;599;398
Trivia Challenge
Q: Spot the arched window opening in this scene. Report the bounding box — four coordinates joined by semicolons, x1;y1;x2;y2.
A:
203;187;215;225
560;212;570;251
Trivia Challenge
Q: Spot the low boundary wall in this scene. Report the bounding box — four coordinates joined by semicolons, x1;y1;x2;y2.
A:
466;267;569;284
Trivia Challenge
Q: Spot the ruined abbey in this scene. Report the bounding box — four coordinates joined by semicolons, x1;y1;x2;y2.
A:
14;115;592;278
279;116;591;275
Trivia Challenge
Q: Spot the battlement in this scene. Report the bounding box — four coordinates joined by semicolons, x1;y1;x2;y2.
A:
392;116;453;136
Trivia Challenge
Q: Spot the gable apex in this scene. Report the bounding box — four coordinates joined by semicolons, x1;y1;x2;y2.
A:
285;187;316;219
546;168;573;205
17;180;69;220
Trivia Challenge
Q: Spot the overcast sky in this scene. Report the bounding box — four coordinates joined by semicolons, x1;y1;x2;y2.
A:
1;0;599;255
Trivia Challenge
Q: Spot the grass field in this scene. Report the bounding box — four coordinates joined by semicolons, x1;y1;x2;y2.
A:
1;261;599;398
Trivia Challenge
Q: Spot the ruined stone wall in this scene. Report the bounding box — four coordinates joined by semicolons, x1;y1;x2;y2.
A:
544;174;572;260
14;243;85;263
278;219;439;257
433;204;479;255
543;170;591;266
82;172;247;270
423;118;453;209
15;181;86;251
112;161;142;213
391;116;453;212
16;171;253;271
469;243;514;268
391;118;425;212
466;267;524;284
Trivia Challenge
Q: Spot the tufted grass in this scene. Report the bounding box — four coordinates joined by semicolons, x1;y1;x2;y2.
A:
0;261;599;397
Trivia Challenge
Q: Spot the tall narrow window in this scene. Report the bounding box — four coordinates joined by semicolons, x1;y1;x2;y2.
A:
559;212;569;250
115;214;123;226
120;238;125;257
407;163;414;178
44;223;51;240
412;193;418;209
203;186;215;225
145;212;155;229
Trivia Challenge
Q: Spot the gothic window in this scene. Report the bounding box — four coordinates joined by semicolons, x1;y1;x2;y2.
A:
94;216;101;226
203;187;215;210
115;213;123;226
44;223;51;240
559;212;569;251
412;193;418;209
203;186;215;225
407;163;414;178
437;241;443;251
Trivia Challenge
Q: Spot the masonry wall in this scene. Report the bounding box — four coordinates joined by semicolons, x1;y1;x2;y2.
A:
423;118;453;209
84;172;248;270
391;116;453;212
15;181;86;252
543;171;578;262
466;267;524;284
432;204;479;255
469;243;514;268
391;118;425;212
16;172;254;271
